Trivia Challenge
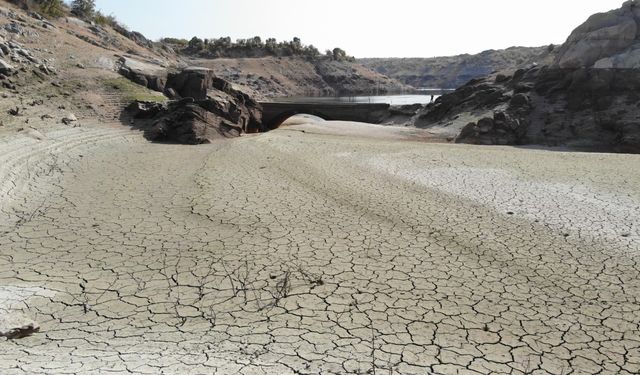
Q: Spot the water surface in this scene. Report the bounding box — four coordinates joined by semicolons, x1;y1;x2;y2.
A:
276;90;453;106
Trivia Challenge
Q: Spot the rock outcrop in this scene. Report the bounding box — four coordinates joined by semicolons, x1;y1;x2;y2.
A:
139;98;245;144
415;69;533;145
414;65;640;152
127;68;263;144
0;312;39;340
116;56;168;92
555;0;640;68
0;58;14;75
412;1;640;153
165;67;262;131
312;59;408;95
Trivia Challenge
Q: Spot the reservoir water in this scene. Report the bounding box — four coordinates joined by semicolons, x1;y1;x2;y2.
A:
276;89;453;106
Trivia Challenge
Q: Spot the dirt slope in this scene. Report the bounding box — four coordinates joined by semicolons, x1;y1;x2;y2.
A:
0;1;170;137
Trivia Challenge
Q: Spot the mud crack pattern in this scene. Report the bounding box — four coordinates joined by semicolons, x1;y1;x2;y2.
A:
1;126;639;374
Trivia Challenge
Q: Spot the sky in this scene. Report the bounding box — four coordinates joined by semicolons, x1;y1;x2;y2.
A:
92;0;625;58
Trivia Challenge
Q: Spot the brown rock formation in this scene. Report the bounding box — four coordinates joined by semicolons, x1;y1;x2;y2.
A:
127;68;263;144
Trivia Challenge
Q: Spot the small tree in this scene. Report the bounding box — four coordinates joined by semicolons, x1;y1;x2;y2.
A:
303;44;320;60
291;37;302;53
332;47;347;61
249;36;263;48
71;0;95;19
265;38;277;54
188;36;204;51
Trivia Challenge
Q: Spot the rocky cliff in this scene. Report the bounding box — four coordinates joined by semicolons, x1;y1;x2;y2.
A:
555;0;640;69
413;67;640;152
360;46;555;89
412;1;640;153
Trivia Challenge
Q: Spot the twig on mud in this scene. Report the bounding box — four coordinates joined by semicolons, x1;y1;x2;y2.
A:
297;265;324;286
220;260;237;296
371;322;376;375
78;280;90;313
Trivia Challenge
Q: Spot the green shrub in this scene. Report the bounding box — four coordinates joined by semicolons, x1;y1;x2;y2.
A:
103;78;167;103
36;0;66;18
93;11;117;27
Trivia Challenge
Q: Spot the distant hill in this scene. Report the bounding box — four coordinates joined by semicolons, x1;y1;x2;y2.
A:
162;36;409;97
359;46;557;89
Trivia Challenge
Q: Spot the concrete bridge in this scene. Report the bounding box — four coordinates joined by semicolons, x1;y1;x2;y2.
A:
259;102;391;130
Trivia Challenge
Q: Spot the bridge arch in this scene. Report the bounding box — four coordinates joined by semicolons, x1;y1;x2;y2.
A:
259;102;391;132
265;109;332;130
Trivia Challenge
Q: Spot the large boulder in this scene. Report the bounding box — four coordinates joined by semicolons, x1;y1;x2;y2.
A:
116;56;167;92
127;70;263;144
455;111;528;145
164;67;263;133
594;45;640;67
0;58;14;75
165;67;216;99
146;99;244;144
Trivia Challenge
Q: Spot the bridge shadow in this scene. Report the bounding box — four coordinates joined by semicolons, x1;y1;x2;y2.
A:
265;110;331;130
260;102;391;131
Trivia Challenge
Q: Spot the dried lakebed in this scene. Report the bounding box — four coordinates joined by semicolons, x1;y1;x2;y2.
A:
0;122;639;374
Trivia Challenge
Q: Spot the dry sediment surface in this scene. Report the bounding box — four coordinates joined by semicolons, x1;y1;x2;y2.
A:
0;121;639;374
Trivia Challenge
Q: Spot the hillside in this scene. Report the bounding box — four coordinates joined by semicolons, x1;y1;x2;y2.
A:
0;1;173;136
162;36;409;97
360;46;556;89
0;0;410;146
190;56;407;99
0;0;406;135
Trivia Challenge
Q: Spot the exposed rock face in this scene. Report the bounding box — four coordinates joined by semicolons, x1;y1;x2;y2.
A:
530;68;640;152
144;99;245;144
191;56;407;100
312;59;408;94
415;70;533;145
555;0;640;68
0;58;14;75
0;313;39;340
414;66;640;152
412;1;640;153
116;56;167;92
127;69;263;144
457;111;529;146
165;67;262;131
112;24;154;49
165;67;217;99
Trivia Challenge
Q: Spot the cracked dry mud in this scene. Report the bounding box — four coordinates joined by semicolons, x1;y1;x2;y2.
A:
1;123;639;374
